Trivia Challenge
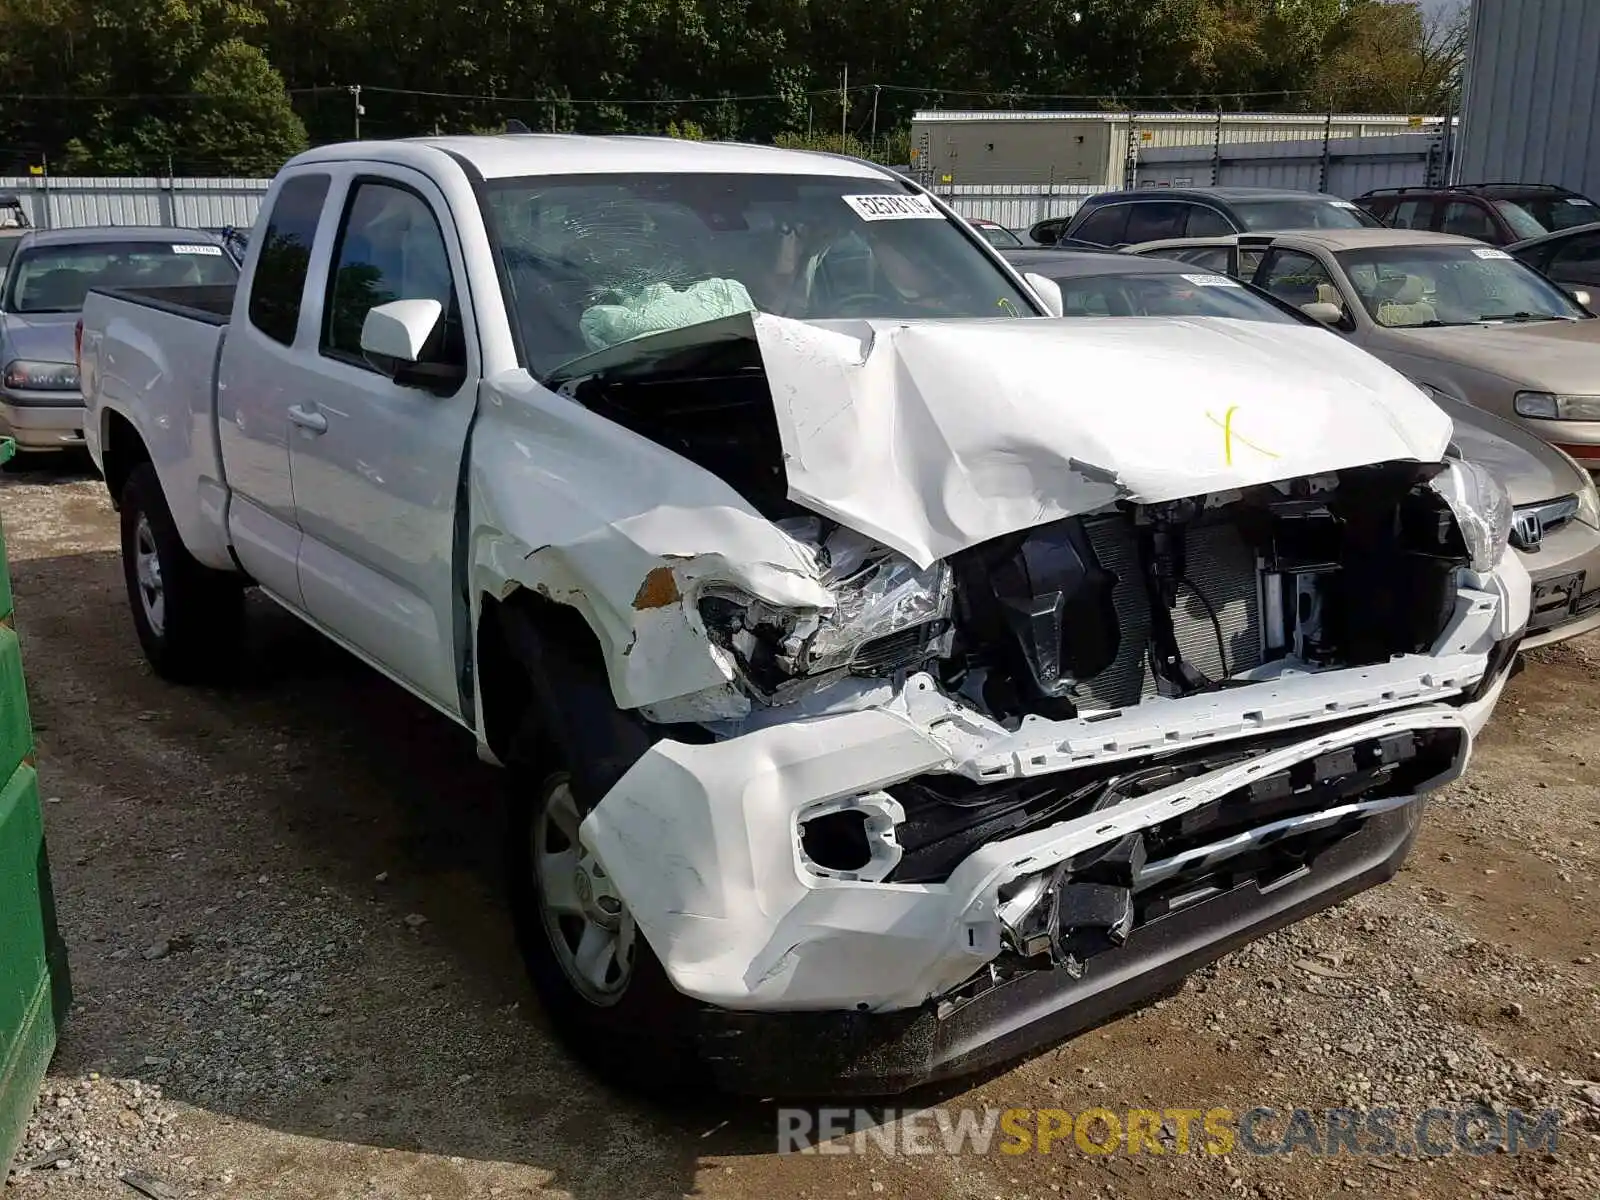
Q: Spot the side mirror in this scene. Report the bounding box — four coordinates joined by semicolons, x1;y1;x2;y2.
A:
360;298;442;364
359;298;467;393
1024;272;1064;318
1300;300;1345;326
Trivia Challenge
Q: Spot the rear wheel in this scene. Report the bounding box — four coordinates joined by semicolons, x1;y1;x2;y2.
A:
119;462;244;681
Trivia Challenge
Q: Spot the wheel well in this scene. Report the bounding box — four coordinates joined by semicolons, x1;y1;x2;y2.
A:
102;410;151;509
476;589;605;767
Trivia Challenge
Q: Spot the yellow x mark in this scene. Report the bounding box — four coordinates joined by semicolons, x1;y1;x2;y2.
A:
1207;405;1279;466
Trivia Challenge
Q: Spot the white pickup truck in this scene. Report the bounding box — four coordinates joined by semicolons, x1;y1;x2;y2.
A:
79;135;1529;1096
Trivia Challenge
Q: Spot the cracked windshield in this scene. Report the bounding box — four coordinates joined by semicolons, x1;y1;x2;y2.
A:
1335;244;1589;328
480;173;1034;375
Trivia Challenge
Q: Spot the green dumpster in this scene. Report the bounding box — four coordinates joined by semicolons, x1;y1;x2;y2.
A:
0;438;72;1175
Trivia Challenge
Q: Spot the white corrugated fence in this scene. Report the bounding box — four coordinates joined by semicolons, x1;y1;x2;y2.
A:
1;177;271;231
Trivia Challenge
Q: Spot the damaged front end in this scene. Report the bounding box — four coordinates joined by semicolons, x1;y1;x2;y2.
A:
524;312;1526;1093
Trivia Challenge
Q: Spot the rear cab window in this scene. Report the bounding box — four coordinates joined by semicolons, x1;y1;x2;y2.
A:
247;173;332;345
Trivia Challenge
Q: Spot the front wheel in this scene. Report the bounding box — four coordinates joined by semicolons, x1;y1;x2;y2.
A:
507;755;703;1090
119;462;244;682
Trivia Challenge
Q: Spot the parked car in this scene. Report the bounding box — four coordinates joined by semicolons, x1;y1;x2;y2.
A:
1509;221;1600;294
1009;245;1600;650
965;217;1025;248
1031;186;1382;248
1128;228;1600;470
78;136;1525;1095
1354;183;1600;245
2;226;237;453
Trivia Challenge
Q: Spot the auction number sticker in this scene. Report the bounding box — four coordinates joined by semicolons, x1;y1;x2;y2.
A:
1182;273;1240;287
1472;247;1512;259
1330;199;1359;209
843;193;942;220
171;243;223;255
1566;197;1596;206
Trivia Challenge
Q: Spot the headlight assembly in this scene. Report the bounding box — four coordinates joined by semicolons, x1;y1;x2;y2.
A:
3;359;78;392
1549;443;1600;528
1513;391;1600;420
1429;458;1513;573
698;529;953;701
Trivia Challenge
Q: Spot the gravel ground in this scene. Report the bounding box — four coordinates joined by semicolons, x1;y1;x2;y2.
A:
3;454;1599;1199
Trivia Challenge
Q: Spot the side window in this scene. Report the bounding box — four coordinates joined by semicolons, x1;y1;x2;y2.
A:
1549;233;1600;283
1185;206;1234;237
1073;205;1131;247
1442;200;1497;240
1122;202;1187;244
1031;217;1071;246
1256;249;1337;310
322;180;463;369
247;173;330;346
1389;199;1437;231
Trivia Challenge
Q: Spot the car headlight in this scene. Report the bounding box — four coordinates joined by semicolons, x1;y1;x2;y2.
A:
1429;458;1514;573
2;359;79;391
1550;443;1600;527
1513;391;1600;420
698;532;953;700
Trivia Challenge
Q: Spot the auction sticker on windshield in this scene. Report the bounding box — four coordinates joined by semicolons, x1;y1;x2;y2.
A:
844;194;942;220
1182;274;1240;287
1472;247;1512;259
171;243;223;255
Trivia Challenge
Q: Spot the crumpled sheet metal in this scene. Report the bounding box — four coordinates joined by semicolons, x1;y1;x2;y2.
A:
752;313;1454;568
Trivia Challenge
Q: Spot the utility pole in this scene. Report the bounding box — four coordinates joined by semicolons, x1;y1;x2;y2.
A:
870;84;881;157
841;64;848;152
348;84;364;139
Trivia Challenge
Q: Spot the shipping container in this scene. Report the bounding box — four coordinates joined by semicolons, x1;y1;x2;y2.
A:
1456;0;1600;197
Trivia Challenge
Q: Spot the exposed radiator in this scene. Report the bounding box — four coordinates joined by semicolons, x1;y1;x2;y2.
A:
1073;515;1264;711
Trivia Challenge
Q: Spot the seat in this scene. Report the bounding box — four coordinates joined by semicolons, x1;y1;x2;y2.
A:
1375;274;1437;327
1315;283;1343;307
21;268;88;311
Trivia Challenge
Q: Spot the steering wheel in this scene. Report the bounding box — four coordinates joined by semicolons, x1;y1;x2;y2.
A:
824;291;895;318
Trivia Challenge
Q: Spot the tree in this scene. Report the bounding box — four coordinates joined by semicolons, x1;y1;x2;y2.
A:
1312;0;1467;113
184;39;309;174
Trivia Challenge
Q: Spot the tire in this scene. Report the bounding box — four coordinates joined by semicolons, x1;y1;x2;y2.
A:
119;462;244;682
503;681;704;1092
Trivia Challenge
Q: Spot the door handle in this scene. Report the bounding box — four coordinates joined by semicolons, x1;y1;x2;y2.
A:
287;404;327;434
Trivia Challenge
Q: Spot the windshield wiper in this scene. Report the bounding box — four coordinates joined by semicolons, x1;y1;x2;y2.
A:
1476;311;1566;323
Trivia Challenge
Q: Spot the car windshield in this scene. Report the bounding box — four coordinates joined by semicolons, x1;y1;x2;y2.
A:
1050;269;1301;322
2;240;237;314
1492;200;1555;240
1230;199;1380;231
973;223;1024;248
480;173;1035;376
1503;194;1600;233
1336;244;1587;328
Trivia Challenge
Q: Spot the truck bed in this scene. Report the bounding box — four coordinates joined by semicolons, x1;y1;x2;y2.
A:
89;283;235;325
79;284;235;570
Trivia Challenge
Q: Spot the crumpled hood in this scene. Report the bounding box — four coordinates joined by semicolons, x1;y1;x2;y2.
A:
1384;319;1600;393
0;310;80;366
754;314;1452;567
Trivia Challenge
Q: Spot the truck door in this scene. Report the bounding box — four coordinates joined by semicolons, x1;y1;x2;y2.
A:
284;168;477;715
215;170;334;605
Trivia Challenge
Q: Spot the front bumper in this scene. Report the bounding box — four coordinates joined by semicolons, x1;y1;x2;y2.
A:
699;784;1431;1095
582;566;1521;1091
1517;518;1600;650
0;396;86;451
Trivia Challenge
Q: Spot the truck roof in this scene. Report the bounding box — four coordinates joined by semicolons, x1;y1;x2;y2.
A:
292;134;898;181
